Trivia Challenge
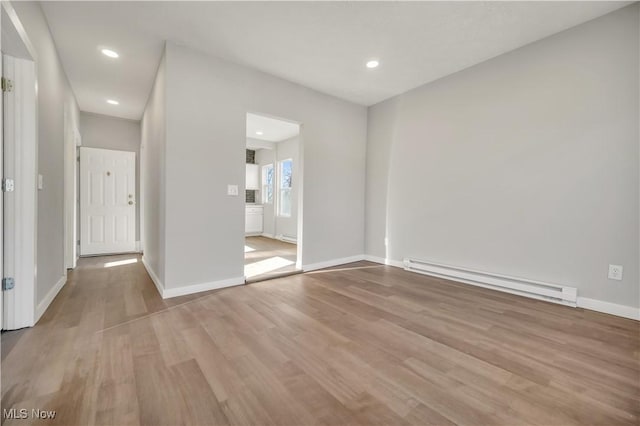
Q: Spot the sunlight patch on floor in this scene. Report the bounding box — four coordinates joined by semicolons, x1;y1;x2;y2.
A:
104;258;138;268
244;245;256;253
245;256;295;278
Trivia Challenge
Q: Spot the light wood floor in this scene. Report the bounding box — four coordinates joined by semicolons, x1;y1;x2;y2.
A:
2;255;639;425
245;236;298;280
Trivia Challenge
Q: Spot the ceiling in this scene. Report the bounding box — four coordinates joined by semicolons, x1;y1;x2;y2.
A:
246;113;300;143
40;1;631;121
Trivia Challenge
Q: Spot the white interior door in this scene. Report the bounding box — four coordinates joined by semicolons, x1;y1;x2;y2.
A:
2;54;37;330
1;52;4;331
80;147;136;255
2;3;39;330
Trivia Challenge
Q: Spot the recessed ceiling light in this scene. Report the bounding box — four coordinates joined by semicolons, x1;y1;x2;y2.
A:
366;59;380;69
256;131;263;135
101;48;119;58
106;99;119;105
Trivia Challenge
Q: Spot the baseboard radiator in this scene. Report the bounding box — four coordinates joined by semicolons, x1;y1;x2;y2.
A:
403;258;577;307
277;234;297;244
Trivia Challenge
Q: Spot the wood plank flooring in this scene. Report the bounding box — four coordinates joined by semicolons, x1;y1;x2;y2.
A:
245;236;298;280
2;254;639;425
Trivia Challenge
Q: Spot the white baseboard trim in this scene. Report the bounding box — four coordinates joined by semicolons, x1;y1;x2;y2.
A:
162;276;245;299
363;255;405;269
142;256;244;299
35;274;67;323
140;250;639;321
142;256;165;297
260;233;275;239
303;255;365;272
577;297;639;321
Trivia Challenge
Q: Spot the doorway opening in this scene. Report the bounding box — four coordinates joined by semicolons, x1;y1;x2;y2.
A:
244;112;302;282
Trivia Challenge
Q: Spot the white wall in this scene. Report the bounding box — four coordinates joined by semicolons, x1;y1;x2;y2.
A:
12;2;80;306
163;41;367;290
80;112;141;240
366;5;639;309
140;51;166;284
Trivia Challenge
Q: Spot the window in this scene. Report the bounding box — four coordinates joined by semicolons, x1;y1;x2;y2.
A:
262;164;274;204
278;159;293;217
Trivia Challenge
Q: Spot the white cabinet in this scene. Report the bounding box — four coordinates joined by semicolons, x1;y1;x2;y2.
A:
245;205;263;235
246;164;260;190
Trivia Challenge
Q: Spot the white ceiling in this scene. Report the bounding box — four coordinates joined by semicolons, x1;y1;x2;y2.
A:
246;113;300;142
40;1;631;121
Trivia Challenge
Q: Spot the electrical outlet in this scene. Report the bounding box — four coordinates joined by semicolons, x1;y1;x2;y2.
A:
608;264;623;281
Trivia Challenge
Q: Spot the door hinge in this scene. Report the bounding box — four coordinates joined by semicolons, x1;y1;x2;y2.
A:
2;77;13;92
2;178;15;192
2;278;15;291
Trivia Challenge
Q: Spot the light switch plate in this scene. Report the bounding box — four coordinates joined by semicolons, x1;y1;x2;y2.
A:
227;184;238;196
608;264;623;281
38;174;44;190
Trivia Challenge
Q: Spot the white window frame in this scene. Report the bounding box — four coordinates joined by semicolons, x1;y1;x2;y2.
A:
278;158;293;217
262;163;274;204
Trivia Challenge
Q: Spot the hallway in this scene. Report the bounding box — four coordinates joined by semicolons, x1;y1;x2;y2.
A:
1;254;210;425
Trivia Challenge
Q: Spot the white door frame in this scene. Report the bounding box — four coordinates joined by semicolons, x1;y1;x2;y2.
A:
64;105;80;270
295;124;304;270
2;1;38;330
